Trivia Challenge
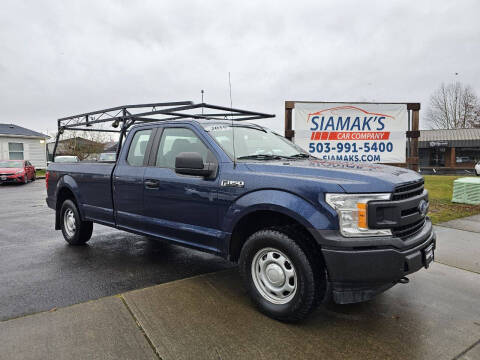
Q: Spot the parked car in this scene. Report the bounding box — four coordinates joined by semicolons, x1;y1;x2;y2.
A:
98;152;116;162
54;156;79;163
0;160;35;184
475;161;480;176
46;118;436;322
456;156;471;163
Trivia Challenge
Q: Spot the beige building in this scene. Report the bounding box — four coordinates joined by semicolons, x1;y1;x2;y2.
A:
0;124;49;169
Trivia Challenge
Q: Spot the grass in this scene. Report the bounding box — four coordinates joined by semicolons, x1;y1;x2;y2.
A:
424;175;480;224
36;169;46;177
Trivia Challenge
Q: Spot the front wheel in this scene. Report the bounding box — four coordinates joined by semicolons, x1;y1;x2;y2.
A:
60;199;93;245
239;227;325;322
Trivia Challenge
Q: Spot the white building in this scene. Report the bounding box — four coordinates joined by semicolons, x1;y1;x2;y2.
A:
0;124;49;169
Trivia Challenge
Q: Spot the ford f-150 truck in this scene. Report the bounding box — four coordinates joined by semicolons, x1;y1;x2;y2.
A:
46;103;435;322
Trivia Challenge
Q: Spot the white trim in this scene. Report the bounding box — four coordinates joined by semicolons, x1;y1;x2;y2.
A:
0;134;48;139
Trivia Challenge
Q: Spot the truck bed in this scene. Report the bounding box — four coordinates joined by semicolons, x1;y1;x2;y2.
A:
47;162;116;225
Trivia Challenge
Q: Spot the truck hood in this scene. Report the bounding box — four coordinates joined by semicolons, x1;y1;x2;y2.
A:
244;159;422;193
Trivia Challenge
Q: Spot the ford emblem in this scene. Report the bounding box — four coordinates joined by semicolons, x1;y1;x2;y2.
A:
418;200;429;217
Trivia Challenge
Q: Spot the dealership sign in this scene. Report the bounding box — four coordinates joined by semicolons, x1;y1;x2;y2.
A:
294;103;408;163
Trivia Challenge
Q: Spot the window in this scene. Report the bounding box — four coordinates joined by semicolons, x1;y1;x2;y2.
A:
127;129;152;166
156;128;212;168
9;142;24;160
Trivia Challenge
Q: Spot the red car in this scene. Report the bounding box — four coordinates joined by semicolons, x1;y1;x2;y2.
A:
0;160;36;184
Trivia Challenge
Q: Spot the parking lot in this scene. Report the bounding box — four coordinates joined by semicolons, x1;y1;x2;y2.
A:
0;180;232;321
1;180;480;359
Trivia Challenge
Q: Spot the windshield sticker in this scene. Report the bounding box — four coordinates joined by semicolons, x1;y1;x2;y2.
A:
204;124;231;132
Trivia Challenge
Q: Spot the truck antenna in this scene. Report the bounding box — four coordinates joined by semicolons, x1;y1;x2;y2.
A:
229;72;236;168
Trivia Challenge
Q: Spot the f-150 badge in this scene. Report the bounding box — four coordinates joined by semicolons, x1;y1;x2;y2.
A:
221;180;245;188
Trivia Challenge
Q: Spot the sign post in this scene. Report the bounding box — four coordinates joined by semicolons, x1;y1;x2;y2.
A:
285;101;420;170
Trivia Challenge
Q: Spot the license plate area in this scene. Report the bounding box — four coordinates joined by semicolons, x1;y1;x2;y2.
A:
423;243;434;268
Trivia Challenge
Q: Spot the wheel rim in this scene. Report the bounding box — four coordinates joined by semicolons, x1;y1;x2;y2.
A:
64;209;76;237
251;247;297;304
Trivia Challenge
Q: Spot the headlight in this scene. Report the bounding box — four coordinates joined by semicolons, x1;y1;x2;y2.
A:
325;193;392;237
15;170;24;174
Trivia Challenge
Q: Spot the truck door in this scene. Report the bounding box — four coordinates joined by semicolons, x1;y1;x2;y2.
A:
113;128;155;231
142;125;222;253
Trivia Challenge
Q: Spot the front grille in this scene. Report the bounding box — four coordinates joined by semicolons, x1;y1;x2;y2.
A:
392;218;426;239
392;179;424;200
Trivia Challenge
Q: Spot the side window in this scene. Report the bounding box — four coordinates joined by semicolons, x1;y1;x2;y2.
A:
156;128;212;168
127;129;152;166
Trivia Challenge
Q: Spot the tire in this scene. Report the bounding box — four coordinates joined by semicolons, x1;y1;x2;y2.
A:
60;199;93;245
23;174;28;184
32;172;36;181
239;226;326;322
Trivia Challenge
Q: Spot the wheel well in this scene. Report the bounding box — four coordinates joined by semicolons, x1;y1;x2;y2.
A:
56;187;76;210
229;210;319;262
55;187;77;229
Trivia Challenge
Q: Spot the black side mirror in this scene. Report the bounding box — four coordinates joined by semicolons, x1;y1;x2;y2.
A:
175;152;216;177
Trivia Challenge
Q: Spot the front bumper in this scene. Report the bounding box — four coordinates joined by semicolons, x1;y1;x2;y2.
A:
317;219;436;304
0;174;25;183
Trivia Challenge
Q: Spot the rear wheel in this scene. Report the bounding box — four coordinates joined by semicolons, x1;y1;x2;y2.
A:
239;227;325;322
32;172;36;181
60;199;93;245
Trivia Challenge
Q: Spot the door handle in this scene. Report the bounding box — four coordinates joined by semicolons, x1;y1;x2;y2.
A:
144;179;160;189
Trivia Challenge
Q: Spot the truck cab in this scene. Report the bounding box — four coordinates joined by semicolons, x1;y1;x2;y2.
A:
46;105;435;322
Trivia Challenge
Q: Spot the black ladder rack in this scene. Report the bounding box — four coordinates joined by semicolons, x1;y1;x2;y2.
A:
52;101;275;160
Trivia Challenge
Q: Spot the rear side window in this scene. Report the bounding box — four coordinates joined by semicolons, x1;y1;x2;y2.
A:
127;129;152;166
156;128;212;168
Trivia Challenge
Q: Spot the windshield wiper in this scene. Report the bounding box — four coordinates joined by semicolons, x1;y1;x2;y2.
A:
286;153;311;159
237;154;289;160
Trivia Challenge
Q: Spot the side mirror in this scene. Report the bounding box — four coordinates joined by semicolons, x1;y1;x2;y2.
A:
175;152;216;177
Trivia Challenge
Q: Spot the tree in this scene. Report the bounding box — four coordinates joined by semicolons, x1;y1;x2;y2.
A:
49;125;116;161
426;82;480;129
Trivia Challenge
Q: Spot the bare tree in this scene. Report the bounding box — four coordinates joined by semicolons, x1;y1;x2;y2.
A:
426;82;480;129
50;124;117;161
62;130;108;161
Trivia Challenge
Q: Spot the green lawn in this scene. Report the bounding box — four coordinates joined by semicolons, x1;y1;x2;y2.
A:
36;169;46;177
424;175;480;224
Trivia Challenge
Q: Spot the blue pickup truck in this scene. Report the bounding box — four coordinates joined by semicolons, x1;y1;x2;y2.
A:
46;106;435;322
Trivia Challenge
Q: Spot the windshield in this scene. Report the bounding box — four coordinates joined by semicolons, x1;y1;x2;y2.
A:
54;156;78;162
0;161;23;168
206;124;309;160
99;153;116;161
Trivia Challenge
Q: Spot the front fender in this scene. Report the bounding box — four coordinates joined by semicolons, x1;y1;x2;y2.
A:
223;189;337;236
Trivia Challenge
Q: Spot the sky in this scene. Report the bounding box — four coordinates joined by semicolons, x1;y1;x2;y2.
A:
1;0;479;137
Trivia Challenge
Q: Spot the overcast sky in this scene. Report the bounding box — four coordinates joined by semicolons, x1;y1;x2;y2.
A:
1;0;479;136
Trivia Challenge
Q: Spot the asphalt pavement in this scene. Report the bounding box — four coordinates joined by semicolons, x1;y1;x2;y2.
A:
1;180;480;359
0;180;233;321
